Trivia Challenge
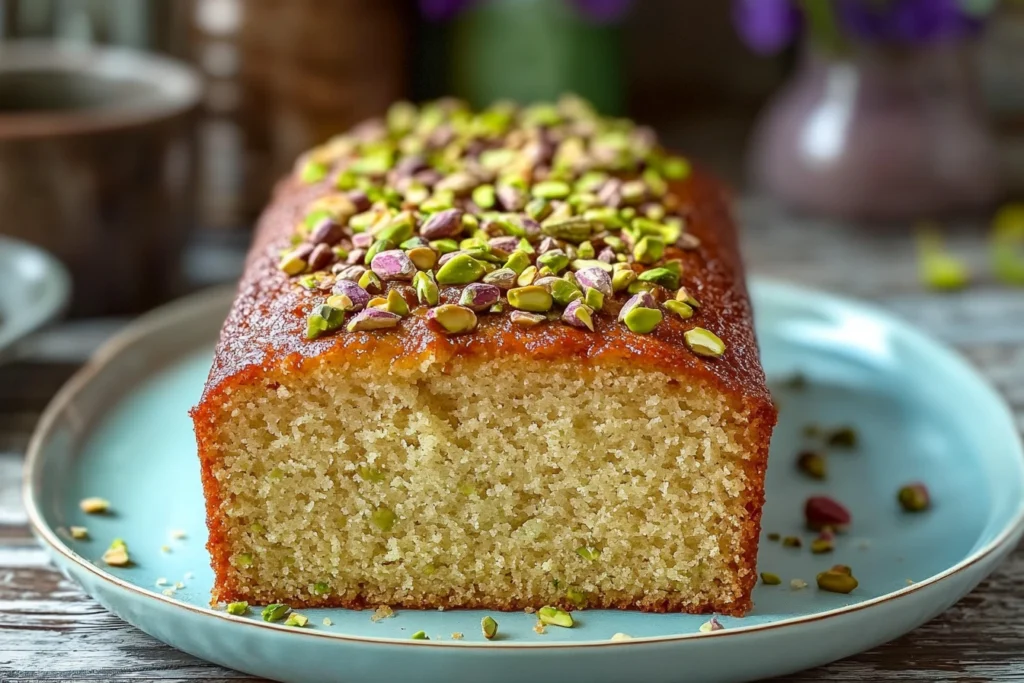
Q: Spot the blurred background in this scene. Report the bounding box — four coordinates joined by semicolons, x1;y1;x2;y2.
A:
0;0;1023;319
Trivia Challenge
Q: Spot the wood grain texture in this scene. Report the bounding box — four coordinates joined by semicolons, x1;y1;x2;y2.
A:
2;200;1023;681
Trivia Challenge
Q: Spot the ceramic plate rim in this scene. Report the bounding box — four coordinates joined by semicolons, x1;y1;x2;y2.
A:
0;236;71;356
22;280;1024;649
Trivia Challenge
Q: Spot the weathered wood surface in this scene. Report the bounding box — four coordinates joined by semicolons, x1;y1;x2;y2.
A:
2;202;1023;682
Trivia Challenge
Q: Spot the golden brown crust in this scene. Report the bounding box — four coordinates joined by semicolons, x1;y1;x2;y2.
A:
193;168;776;616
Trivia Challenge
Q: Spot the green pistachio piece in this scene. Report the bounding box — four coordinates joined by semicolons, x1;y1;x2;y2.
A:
620;206;637;221
623;306;662;334
760;572;782;586
576;546;600;561
898;483;930;512
550;279;583;306
541;218;595;243
436;254;486;285
507;286;553;312
537;606;574;628
305;304;346;340
284;612;309;627
537;265;554;278
525;197;553;221
537;250;569;273
421;194;455;213
620;180;647;204
407;246;438;271
642;167;668;197
413;271;440;306
663;300;694;320
375;212;415;244
430;238;460;255
644;204;667;221
300;160;328;184
675;287;701;308
312;581;330;595
370;507;397;532
411;631;429;640
531;180;571;200
472;184;496;209
481;615;499;640
517;265;538;286
505;250;533;275
385;289;410;316
633;235;665;265
662;259;684;278
348;210;378;233
662;156;691;179
583;207;625;229
576;241;596;260
584;287;605;311
627;281;657;295
430;304;478;334
386;100;417;133
358;270;383;293
565;588;588;608
797;450;826;480
992;204;1024;285
816;568;858;594
261;604;290;622
684;327;726;357
510;311;546;327
611;269;637;292
480;147;515;170
459;237;488;251
365;238;395;265
226;601;249;615
570;259;613;273
359;465;386;482
278;251;308;276
638;267;679;290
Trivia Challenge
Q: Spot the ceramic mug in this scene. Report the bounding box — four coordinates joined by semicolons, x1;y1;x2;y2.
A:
0;41;201;316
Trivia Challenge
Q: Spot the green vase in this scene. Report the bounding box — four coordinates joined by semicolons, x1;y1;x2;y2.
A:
451;0;625;113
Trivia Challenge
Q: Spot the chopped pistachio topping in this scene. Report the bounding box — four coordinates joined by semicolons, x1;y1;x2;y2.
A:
817;566;858;594
278;96;713;354
370;507;397;532
226;601;249;615
481;615;499;640
411;630;429;640
576;546;601;561
537;606;574;628
684;327;725;357
796;450;826;480
102;538;130;567
262;603;290;622
80;497;110;514
898;483;930;512
760;572;782;585
284;612;309;627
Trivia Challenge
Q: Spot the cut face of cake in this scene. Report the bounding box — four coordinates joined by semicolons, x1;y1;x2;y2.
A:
192;96;776;617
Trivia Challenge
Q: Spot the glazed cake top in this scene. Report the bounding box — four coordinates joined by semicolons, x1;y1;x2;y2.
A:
198;96;771;409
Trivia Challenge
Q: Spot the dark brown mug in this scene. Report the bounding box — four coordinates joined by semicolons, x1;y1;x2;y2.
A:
0;41;201;316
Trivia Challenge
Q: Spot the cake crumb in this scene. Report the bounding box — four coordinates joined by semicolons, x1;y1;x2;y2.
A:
611;632;632;641
533;621;547;635
70;526;89;540
160;545;171;553
184;571;194;579
450;632;463;640
906;578;915;586
790;578;808;590
371;605;395;622
162;588;176;597
155;577;168;586
323;617;333;626
79;497;109;514
171;529;187;540
175;582;185;589
524;606;535;614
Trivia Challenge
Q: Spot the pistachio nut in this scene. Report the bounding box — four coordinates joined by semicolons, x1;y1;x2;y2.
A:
507;286;553;312
429;304;479;334
684;327;726;357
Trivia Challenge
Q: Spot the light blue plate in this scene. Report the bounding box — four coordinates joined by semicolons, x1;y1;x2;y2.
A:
25;281;1024;683
0;236;70;360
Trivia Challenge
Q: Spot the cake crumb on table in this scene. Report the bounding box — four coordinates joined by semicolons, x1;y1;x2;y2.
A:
370;605;394;622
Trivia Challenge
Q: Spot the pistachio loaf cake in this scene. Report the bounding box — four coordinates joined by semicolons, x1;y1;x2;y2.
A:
192;96;776;617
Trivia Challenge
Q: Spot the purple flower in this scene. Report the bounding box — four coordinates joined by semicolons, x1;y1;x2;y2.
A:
733;0;802;54
837;0;984;44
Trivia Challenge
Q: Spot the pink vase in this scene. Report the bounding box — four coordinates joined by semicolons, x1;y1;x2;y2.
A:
750;44;1000;222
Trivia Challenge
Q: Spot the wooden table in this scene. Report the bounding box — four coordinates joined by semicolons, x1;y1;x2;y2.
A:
2;200;1023;681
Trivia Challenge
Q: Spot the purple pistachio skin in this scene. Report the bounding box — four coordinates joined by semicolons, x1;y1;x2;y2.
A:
371;250;417;281
537;237;560;254
516;216;543;240
346;190;372;213
597;247;617;263
332;279;371;311
837;0;984;44
420;208;464;239
290;242;314;261
562;300;594;330
310;218;344;246
732;0;801;53
510;310;546;326
496;185;526;212
347;308;401;331
419;0;632;23
575;267;613;297
533;276;562;290
346;248;367;265
483;268;517;289
308;243;334;271
488;236;520;257
458;283;501;311
352;232;375;249
618;291;657;322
